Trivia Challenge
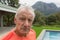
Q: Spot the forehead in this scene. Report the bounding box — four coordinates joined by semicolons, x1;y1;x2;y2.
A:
17;8;34;17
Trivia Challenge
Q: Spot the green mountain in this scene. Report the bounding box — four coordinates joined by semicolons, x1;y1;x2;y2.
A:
32;1;60;15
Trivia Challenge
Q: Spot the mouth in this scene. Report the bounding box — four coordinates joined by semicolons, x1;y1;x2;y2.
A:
20;26;30;33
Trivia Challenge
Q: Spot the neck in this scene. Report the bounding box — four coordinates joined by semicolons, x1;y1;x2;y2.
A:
14;29;27;37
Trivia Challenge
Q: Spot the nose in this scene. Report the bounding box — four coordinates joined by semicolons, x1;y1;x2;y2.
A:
24;20;29;27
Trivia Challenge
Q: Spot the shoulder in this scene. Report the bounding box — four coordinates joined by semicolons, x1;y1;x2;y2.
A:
29;29;36;36
30;29;36;33
27;29;36;40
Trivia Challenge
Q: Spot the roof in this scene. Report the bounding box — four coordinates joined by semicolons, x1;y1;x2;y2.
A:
0;3;17;13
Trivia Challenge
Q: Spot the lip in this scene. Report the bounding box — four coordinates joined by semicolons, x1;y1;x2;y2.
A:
20;28;30;32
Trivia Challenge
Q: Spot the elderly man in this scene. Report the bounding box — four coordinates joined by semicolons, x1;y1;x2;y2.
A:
1;6;36;40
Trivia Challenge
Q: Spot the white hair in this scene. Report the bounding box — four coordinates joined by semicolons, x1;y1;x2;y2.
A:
15;5;35;20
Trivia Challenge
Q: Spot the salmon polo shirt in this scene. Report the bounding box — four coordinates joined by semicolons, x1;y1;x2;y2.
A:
1;29;36;40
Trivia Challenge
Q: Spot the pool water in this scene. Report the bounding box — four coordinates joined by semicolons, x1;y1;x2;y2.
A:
43;31;60;40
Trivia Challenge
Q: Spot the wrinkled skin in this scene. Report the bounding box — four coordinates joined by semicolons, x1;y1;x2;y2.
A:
14;8;34;37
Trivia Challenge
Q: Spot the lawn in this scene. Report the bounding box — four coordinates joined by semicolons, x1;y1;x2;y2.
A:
32;25;60;38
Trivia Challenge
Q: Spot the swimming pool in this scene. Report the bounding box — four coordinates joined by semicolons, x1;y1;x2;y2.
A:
37;30;60;40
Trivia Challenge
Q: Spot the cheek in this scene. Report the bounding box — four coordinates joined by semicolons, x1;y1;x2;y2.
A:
17;22;24;30
16;21;24;28
30;24;32;27
30;22;33;25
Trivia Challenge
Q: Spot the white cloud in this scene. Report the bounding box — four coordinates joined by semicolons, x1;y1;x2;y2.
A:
19;0;60;7
19;0;38;6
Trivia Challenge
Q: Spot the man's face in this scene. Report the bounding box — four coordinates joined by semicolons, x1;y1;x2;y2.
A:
14;9;34;35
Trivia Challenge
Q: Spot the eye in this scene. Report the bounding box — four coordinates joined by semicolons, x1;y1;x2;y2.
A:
19;17;26;21
28;19;32;22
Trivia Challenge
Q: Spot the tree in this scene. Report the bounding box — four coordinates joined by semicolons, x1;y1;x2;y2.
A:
46;15;57;25
54;12;60;25
46;12;60;25
33;10;46;26
3;14;15;26
7;0;19;8
0;0;19;8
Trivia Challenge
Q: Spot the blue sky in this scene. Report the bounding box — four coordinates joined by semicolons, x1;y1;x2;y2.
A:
19;0;60;7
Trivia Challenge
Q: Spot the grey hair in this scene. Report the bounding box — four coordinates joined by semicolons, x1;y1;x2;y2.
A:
15;5;35;20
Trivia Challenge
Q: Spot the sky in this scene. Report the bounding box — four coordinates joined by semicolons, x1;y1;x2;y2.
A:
19;0;60;7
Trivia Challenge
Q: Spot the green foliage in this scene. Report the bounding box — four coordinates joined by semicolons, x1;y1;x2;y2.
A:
0;0;19;8
33;10;60;26
3;14;15;26
46;12;60;25
46;14;57;25
7;0;19;8
33;10;46;26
